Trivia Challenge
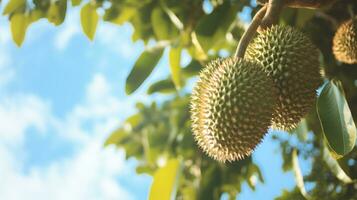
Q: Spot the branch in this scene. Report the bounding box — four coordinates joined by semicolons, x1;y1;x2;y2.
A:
235;5;267;58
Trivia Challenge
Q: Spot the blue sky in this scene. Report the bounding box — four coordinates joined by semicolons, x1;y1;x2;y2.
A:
0;2;306;200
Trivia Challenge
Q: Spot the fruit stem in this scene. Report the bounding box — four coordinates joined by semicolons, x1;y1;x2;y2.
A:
234;5;267;59
260;0;285;29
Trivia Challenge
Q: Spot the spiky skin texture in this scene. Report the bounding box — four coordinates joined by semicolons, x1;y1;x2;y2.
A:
333;17;357;64
190;58;277;162
246;25;322;131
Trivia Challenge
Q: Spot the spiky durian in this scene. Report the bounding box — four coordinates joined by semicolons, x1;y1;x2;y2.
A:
333;17;357;64
246;25;322;131
190;57;277;162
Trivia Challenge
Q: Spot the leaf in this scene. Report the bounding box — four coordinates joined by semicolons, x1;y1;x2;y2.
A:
147;79;176;94
80;3;99;40
103;6;136;25
194;2;238;51
182;59;202;78
169;47;182;89
47;0;67;26
3;0;25;15
317;81;357;157
149;159;182;200
125;46;164;94
104;129;127;146
10;12;28;47
71;0;81;6
292;149;312;200
322;144;354;184
151;8;178;40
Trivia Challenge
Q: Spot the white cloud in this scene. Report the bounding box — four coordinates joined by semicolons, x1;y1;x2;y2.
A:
0;24;15;87
0;94;50;146
97;23;140;59
0;73;140;200
54;11;81;50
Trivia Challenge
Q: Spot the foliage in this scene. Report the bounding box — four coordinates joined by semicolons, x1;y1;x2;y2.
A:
2;0;357;199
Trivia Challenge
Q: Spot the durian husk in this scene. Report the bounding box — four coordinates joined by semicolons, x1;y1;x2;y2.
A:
190;57;277;162
333;17;357;64
246;25;323;131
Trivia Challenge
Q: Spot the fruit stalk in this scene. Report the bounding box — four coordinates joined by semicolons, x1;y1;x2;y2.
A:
260;0;284;29
234;5;267;58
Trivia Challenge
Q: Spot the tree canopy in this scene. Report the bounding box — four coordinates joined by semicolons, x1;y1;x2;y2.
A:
2;0;357;199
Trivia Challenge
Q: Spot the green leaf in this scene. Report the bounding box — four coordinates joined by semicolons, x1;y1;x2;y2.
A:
125;113;143;128
10;12;28;47
151;8;178;40
147;79;176;94
71;0;81;6
322;144;354;184
292;149;312;200
47;0;67;26
194;2;238;51
104;128;127;146
80;3;99;40
149;159;182;200
3;0;25;15
125;46;164;94
103;6;136;25
317;81;357;157
182;59;202;78
169;47;182;89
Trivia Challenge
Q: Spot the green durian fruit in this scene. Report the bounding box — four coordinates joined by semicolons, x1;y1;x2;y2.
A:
190;57;277;162
333;17;357;64
246;25;322;131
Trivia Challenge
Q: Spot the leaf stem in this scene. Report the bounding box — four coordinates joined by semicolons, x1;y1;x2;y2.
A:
234;5;267;59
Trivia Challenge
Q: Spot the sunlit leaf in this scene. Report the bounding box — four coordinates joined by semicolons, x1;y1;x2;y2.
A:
169;47;182;89
194;2;238;51
292;149;312;200
104;128;127;146
10;12;28;46
80;3;99;40
71;0;81;6
182;59;202;78
103;6;136;25
151;8;178;40
29;9;45;23
125;113;143;128
47;0;67;26
3;0;25;15
147;79;176;94
126;45;165;94
317;81;357;157
149;159;182;200
322;144;354;184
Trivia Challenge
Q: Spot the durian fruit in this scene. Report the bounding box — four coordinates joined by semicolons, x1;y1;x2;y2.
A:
190;57;277;162
246;25;322;131
333;17;357;64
